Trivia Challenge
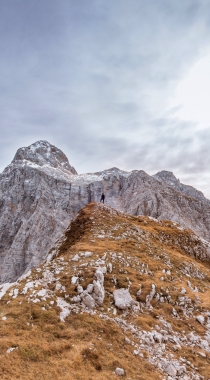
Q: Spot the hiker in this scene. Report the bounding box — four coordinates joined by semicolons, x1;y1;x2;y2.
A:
100;193;105;203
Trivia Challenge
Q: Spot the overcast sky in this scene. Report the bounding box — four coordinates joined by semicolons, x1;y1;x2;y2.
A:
1;0;210;197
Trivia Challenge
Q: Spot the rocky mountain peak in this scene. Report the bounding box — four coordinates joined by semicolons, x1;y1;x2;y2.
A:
1;141;210;284
153;170;205;201
12;140;77;174
153;170;180;185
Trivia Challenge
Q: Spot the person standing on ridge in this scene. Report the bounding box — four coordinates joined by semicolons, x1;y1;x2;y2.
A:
100;193;105;203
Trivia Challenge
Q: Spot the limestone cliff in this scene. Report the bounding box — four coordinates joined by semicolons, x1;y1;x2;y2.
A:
0;140;210;283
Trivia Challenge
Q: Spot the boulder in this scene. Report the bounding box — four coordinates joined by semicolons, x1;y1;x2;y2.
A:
113;288;139;310
115;367;125;376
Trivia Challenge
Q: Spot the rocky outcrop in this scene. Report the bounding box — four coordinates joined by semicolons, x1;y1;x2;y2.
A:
113;288;139;310
1;202;210;379
1;140;210;283
73;267;105;309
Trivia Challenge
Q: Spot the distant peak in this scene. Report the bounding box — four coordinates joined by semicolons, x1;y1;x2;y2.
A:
12;140;77;174
153;170;179;182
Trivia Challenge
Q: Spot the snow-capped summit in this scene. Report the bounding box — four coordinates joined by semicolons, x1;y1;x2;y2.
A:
12;140;77;174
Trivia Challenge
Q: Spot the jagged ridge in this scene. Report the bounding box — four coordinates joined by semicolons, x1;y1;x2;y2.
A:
1;140;210;283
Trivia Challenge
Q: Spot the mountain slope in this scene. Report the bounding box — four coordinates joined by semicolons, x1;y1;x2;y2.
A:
0;203;210;379
1;140;210;283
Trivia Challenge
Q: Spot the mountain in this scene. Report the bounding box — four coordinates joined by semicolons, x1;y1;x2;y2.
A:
0;140;210;283
0;202;210;379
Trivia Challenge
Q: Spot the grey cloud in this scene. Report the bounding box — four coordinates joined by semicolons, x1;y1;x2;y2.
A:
0;0;210;197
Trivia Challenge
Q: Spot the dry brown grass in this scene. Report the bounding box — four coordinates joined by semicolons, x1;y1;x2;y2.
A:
0;202;210;379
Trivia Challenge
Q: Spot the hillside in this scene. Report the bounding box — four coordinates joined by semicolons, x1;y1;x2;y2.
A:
0;202;210;379
1;140;210;283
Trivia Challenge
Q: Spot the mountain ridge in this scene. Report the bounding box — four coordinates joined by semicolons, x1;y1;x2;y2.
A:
0;140;210;283
0;202;210;379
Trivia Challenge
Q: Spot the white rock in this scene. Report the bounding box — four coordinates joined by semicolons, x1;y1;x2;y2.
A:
113;288;139;310
115;367;125;376
92;269;105;306
94;268;104;284
180;287;186;294
12;289;19;298
84;251;92;257
164;363;177;376
136;285;142;296
107;263;113;273
57;297;71;322
198;351;206;357
37;288;47;297
81;293;96;309
172;308;178;317
153;331;163;343
145;284;156;307
86;284;94;293
71;276;79;285
71;295;81;303
77;285;84;294
7;347;18;353
92;282;104;306
72;254;79;262
196;315;205;325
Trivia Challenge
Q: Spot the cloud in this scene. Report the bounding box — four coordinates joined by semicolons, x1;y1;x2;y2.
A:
0;1;210;197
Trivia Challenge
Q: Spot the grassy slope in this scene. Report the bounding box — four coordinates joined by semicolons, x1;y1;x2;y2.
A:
0;202;210;379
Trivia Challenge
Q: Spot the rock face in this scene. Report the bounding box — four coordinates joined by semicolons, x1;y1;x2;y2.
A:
1;140;210;283
12;140;77;174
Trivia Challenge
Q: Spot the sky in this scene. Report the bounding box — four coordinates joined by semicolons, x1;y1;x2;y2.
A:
1;0;210;198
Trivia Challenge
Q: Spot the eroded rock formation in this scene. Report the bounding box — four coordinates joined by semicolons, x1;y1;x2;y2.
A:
0;140;210;282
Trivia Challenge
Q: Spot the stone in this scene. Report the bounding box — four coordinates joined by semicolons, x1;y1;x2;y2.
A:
92;281;104;306
107;263;113;273
164;363;177;376
86;284;94;293
113;288;139;310
77;285;83;294
76;268;105;309
136;285;142;296
115;367;125;376
172;308;178;317
196;315;205;324
84;251;92;258
145;284;156;306
71;276;78;285
198;351;206;358
72;254;80;262
81;293;96;309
